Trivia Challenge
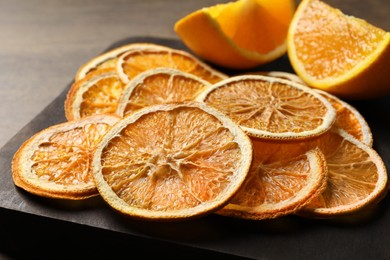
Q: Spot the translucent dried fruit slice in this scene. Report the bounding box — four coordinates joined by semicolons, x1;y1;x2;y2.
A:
301;128;388;216
116;45;228;85
75;43;172;81
250;71;373;146
197;75;336;140
12;114;120;200
316;89;373;146
116;68;211;117
65;68;125;121
218;143;327;220
93;102;253;220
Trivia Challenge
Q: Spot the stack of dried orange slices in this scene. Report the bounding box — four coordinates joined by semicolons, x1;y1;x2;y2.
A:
11;43;388;221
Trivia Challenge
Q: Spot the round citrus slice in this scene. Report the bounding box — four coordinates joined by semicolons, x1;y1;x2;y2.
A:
12;114;120;200
300;128;388;216
218;144;327;220
92;102;253;220
65;68;125;121
287;0;390;99
116;45;228;85
75;43;172;81
174;0;295;69
196;75;336;140
249;71;373;146
315;89;373;147
116;68;212;117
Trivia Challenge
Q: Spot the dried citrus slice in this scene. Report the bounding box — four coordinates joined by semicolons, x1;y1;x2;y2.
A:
250;71;373;146
287;0;390;99
65;68;125;121
75;43;172;81
116;68;212;117
116;45;228;85
12;114;120;200
315;89;373;147
218;143;327;220
246;71;306;85
174;0;295;69
300;128;388;216
92;102;253;220
196;75;336;140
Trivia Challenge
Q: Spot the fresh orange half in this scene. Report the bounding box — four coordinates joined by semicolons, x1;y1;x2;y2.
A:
116;45;227;85
116;68;212;117
250;71;373;146
197;75;336;140
75;43;172;81
300;128;388;216
287;0;390;99
92;102;253;220
218;143;327;220
174;0;295;69
65;68;125;121
12;114;120;200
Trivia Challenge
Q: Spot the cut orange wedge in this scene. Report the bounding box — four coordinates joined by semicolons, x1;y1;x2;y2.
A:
92;102;253;220
287;0;390;99
174;0;296;69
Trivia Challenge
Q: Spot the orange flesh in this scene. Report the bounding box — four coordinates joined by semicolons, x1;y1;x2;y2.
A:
122;51;223;84
323;95;366;143
100;107;243;211
308;131;378;208
80;76;124;117
209;0;292;53
294;0;387;80
230;138;312;207
204;80;328;133
31;123;113;185
123;73;208;115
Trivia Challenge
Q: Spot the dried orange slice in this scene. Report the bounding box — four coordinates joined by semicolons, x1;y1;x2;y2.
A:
300;128;388;216
75;43;172;81
315;89;373;146
287;0;390;99
65;68;125;121
116;45;228;85
218;143;327;220
197;75;336;140
92;102;253;220
116;68;211;117
250;71;373;146
174;0;295;69
12;114;120;200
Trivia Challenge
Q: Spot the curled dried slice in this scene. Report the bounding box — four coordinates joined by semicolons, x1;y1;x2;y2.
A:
218;142;327;220
301;128;388;216
65;68;125;121
75;42;172;81
249;71;373;146
116;45;228;85
116;68;211;117
93;102;253;221
197;75;336;140
12;114;120;200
